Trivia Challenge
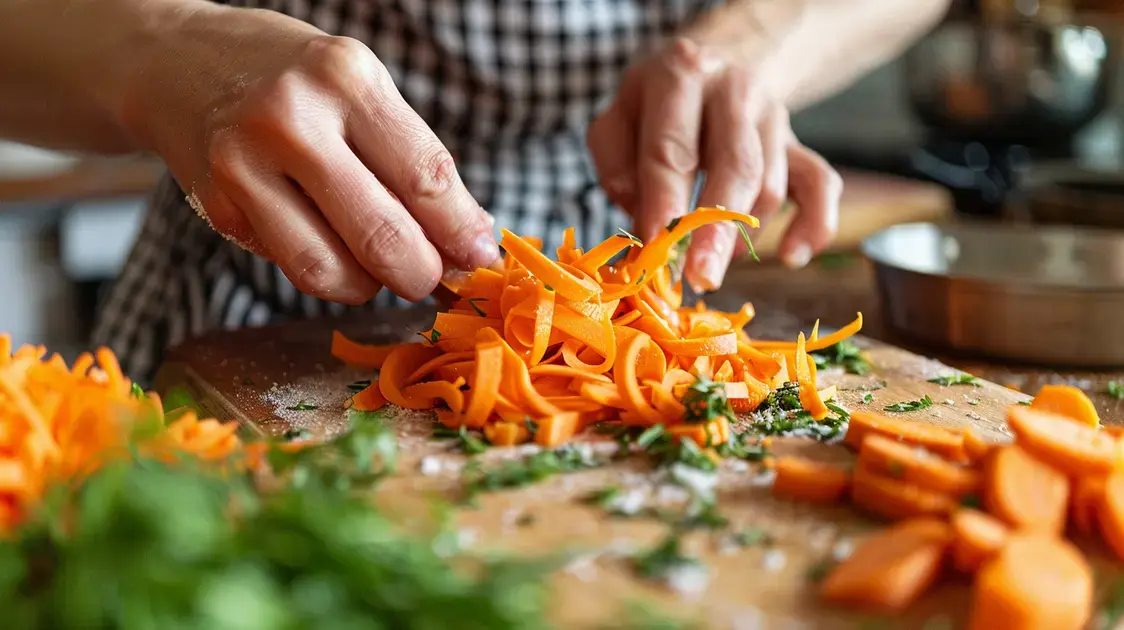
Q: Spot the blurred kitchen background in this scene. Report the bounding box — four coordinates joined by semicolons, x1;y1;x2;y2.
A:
1;0;1122;356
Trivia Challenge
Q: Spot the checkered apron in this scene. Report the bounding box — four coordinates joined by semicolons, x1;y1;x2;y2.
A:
91;0;718;383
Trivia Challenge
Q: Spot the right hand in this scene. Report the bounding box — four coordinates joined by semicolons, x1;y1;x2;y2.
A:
123;4;499;303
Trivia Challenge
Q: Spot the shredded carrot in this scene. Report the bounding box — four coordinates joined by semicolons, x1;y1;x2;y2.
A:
333;209;865;450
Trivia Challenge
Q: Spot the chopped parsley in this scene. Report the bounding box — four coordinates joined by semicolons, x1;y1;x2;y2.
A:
431;424;489;455
1097;577;1124;629
632;531;700;581
730;527;774;548
635;270;647;285
347;379;372;392
960;494;981;509
462;444;608;499
806;559;835;583
882;395;934;413
666;217;683;231
928;373;980;387
735;222;760;263
130;382;145;399
544;285;554;292
681;375;737;425
967;399;981;406
285;400;318;411
617;227;643;245
418;329;442;344
861;392;874;404
747;386;849;442
810;340;871;376
524;417;539;436
1017;400;1032;406
467;297;489;317
282;428;312;442
582;486;622;508
1109;381;1124;400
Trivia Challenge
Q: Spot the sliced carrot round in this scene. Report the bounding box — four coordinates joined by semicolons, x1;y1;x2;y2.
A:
983;446;1069;535
1006;404;1116;477
951;508;1009;573
1029;384;1100;428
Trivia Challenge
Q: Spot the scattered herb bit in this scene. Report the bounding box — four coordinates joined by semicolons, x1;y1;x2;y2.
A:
806;559;835;583
1097;577;1124;629
286;400;318;411
882;395;934;413
582;486;622;508
715;430;771;462
759;381;803;413
347;379;372;392
735;222;760;263
636;425;667;449
457;426;490;455
887;460;905;478
463;444;608;499
516;512;537;527
467;297;489;317
267;409;398;491
679;501;728;530
825;400;850;421
960;494;981;509
544;285;554;292
1109;381;1124;400
418;329;442;344
635;271;647;285
617;227;643;245
810;340;871;376
681;375;737;425
861;392;874;404
968;399;981;406
632;531;700;581
1017;400;1032;406
130;382;145;399
241;376;256;386
161;386;199;414
524;417;539;436
730;527;774;548
431;424;461;439
282;428;312;442
666;217;682;232
928;373;981;387
816;252;856;270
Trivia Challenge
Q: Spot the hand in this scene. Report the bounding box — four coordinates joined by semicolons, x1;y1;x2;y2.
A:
124;4;499;303
587;35;842;292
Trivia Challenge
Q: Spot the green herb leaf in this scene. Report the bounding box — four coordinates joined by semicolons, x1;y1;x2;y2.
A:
457;426;490;455
418;329;442;344
467;297;489;317
928;373;980;387
810;340;871;376
582;486;622;508
1109;381;1124;400
544;285;554;292
666;217;682;232
680;375;737;425
285;401;318;411
861;392;874;404
130;382;145;399
806;559;835;583
463;444;608;499
347;379;372;392
882;395;934;413
632;531;700;581
735;222;760;263
617;227;643;245
523;417;538;436
960;494;981;509
1017;400;1032;406
635;270;647;285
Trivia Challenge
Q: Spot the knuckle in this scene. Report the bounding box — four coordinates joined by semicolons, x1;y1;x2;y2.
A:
359;217;411;263
661;37;706;77
723;142;761;178
651;133;698;175
756;184;786;214
207;128;246;188
720;70;755;103
404;147;459;202
287;247;344;296
302;35;382;94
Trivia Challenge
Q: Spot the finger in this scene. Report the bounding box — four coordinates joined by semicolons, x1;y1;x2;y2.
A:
280;131;444;301
348;72;499;272
735;103;789;259
211;143;382;304
684;73;765;293
634;38;709;243
780;141;843;269
588;72;640;212
191;184;269;259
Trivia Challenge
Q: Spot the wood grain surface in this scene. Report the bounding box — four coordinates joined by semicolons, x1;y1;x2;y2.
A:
151;295;1124;630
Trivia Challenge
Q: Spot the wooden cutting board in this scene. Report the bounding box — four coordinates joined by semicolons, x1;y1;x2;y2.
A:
154;306;1124;630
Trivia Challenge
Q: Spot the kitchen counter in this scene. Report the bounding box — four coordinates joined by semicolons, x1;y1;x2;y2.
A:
0;153;163;206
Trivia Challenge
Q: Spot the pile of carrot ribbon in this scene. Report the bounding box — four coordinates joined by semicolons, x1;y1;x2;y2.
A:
332;208;862;447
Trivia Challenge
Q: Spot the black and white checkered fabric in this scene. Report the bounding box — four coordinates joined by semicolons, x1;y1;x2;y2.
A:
91;0;718;383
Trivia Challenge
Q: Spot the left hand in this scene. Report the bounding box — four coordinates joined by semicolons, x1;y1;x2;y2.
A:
587;35;842;292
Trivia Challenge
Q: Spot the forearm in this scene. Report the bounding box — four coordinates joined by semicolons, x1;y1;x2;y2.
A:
0;0;204;153
690;0;951;111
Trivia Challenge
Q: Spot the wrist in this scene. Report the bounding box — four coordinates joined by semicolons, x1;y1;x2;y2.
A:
682;0;810;102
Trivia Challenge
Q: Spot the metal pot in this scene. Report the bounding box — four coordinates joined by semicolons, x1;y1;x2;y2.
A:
904;19;1117;145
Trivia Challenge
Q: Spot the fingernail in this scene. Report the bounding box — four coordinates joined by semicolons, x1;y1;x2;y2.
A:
688;252;726;293
783;242;813;269
469;232;501;270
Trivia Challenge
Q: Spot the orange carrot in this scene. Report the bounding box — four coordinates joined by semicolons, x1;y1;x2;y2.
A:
850;465;958;521
330;330;395;369
858;433;980;497
951;508;1009;573
844;410;966;462
349;383;387;412
819;517;951;613
1070;475;1106;539
794;333;829;420
966;534;1093;630
983;446;1069;534
771;456;850;503
961;427;997;464
1096;469;1124;561
1006;404;1117;477
1028;384;1100;428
